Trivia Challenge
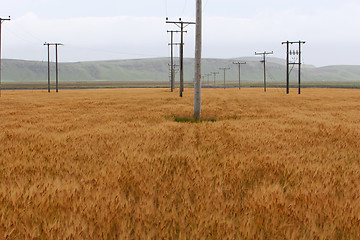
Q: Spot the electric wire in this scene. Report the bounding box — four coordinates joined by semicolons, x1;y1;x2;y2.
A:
64;44;163;59
204;0;210;11
289;56;298;74
266;66;283;92
182;0;188;16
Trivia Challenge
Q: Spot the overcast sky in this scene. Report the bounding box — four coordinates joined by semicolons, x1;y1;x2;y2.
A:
1;0;359;66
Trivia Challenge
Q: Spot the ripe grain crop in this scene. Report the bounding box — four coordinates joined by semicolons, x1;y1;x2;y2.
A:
0;88;359;239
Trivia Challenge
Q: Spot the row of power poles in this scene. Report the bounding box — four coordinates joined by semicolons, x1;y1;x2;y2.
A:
205;43;304;94
1;16;63;95
166;18;195;97
255;42;306;94
166;0;202;119
204;62;246;90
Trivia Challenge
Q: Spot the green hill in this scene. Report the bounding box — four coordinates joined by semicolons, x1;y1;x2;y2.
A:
2;58;360;86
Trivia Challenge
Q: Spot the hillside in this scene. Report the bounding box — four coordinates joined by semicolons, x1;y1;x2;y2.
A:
2;58;360;85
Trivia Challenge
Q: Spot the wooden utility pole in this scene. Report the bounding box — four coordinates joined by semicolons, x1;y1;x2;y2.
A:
194;0;202;119
255;51;273;92
211;72;219;87
219;67;230;89
166;18;195;97
282;41;306;94
167;30;181;92
204;73;210;86
44;42;63;93
47;44;50;92
0;16;11;97
233;62;246;90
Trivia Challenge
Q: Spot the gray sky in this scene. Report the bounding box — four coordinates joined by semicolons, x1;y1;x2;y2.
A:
1;0;359;66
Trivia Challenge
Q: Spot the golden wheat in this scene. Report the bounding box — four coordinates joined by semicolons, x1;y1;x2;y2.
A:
0;88;359;239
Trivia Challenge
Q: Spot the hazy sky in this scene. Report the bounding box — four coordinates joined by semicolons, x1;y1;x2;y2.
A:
1;0;359;66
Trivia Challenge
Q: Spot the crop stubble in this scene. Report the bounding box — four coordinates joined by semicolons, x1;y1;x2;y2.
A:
0;88;359;239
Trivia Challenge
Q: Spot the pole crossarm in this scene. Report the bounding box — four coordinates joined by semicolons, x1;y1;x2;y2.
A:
166;21;196;27
44;43;64;46
282;41;306;45
255;51;274;56
0;17;11;22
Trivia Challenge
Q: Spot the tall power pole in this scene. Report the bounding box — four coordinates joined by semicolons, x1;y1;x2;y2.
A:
233;61;246;90
44;42;63;93
255;51;273;92
0;16;11;97
211;72;219;87
219;67;230;89
166;18;195;97
282;41;306;94
193;0;202;120
167;30;181;92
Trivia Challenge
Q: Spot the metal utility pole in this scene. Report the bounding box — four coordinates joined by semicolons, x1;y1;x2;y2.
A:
0;16;11;97
282;41;306;94
166;18;195;97
44;42;63;93
211;72;220;87
219;67;230;89
233;62;246;90
255;51;273;92
194;0;202;120
167;30;181;92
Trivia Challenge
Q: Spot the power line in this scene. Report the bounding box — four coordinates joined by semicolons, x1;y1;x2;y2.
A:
66;44;163;59
182;0;188;16
204;0;210;11
165;0;168;17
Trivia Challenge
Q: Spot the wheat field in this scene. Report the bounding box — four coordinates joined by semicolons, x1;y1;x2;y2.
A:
0;88;359;239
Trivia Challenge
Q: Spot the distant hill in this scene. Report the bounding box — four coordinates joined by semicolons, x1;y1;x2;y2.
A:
2;57;360;85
